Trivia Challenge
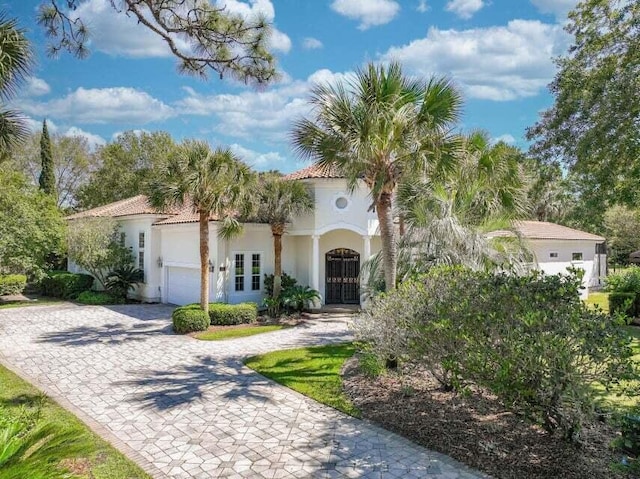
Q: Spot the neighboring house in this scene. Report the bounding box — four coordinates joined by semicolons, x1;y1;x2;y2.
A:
67;165;606;305
67;164;382;306
489;221;607;299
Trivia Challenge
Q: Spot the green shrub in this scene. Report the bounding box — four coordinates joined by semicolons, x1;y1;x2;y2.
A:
263;273;297;297
40;271;94;299
105;265;143;300
355;266;635;441
0;274;27;295
610;292;638;317
76;291;121;305
606;267;640;294
208;302;257;325
172;306;210;334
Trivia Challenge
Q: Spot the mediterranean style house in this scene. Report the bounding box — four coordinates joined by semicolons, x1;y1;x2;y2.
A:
67;164;606;305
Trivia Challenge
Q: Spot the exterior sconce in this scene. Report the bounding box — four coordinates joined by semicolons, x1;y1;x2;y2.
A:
157;256;163;268
208;259;215;272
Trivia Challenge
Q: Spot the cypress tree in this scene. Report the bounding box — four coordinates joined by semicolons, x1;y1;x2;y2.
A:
38;119;56;198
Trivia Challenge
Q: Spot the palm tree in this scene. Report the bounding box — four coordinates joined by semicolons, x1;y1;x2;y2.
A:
362;131;530;289
0;13;33;161
256;174;314;298
150;141;255;312
292;62;462;291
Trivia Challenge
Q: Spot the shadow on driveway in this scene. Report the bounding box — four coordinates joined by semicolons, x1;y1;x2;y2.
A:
115;355;276;409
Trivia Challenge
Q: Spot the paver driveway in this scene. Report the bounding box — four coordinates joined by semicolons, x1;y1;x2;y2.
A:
0;304;485;479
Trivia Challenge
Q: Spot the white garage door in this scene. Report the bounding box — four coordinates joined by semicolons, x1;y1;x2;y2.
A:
166;267;200;306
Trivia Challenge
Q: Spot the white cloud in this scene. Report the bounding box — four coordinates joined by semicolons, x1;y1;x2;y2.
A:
445;0;485;19
302;37;323;50
530;0;578;19
492;134;516;144
24;117;58;133
330;0;400;30
229;143;286;169
63;126;107;148
381;20;570;101
217;0;291;53
176;68;354;142
71;0;187;58
21;87;174;124
23;77;51;97
417;0;429;13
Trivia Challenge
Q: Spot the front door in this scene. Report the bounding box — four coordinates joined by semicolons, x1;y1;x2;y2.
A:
325;248;360;304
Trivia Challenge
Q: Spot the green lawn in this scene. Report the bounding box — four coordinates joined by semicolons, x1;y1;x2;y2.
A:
0;297;63;310
593;325;640;412
195;324;286;341
245;343;359;417
585;291;610;312
0;363;150;479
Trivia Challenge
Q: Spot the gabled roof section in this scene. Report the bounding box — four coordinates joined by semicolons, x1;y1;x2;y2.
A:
489;221;605;242
66;195;183;220
283;163;344;181
153;210;220;226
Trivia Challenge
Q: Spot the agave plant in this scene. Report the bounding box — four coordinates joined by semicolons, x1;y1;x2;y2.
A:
105;264;144;300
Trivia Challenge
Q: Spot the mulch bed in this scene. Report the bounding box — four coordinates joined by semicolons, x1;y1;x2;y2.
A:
342;357;630;479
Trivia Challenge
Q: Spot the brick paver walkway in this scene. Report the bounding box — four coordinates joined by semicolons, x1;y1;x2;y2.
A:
0;304;486;479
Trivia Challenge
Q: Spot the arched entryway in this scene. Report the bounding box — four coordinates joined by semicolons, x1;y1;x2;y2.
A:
325;248;360;304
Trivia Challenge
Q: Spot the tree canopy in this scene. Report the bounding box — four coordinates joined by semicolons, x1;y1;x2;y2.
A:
37;0;277;84
527;0;640;221
77;131;176;209
38;120;56;197
0;170;66;276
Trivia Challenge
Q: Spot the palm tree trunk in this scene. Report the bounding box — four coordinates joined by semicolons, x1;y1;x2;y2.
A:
376;192;397;291
199;210;210;313
272;225;283;298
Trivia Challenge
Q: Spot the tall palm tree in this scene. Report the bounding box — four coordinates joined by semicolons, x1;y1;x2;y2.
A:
0;13;33;161
256;173;314;298
292;62;462;291
366;131;530;285
150;141;255;312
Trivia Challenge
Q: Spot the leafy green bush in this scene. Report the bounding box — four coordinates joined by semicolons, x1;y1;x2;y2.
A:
172;306;210;334
105;265;143;300
263;272;297;297
355;266;635;441
606;268;640;317
208;302;257;325
76;291;121;305
39;271;94;299
0;274;27;296
610;292;638;317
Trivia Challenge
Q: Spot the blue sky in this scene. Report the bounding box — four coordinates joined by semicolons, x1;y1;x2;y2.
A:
6;0;576;173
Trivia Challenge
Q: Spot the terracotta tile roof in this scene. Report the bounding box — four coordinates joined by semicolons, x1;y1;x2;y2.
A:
66;195;185;221
489;221;605;241
153;209;220;226
283;163;344;180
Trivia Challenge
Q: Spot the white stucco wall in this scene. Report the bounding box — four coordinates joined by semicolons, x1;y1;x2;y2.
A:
528;239;607;299
289;179;378;237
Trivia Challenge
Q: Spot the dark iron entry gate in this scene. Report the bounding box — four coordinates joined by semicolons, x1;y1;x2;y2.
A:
325;248;360;304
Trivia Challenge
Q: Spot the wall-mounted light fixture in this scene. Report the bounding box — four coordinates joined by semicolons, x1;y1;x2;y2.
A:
208;259;215;272
157;256;163;268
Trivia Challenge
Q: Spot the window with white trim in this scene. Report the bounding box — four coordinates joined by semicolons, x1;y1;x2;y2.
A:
235;254;245;291
549;252;558;258
234;252;262;293
572;252;583;261
138;232;145;282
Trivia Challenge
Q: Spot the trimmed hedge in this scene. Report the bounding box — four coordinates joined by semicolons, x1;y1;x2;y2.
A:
0;274;27;296
609;292;639;317
76;291;121;305
182;302;259;326
172;305;210;334
40;271;94;299
209;303;258;325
